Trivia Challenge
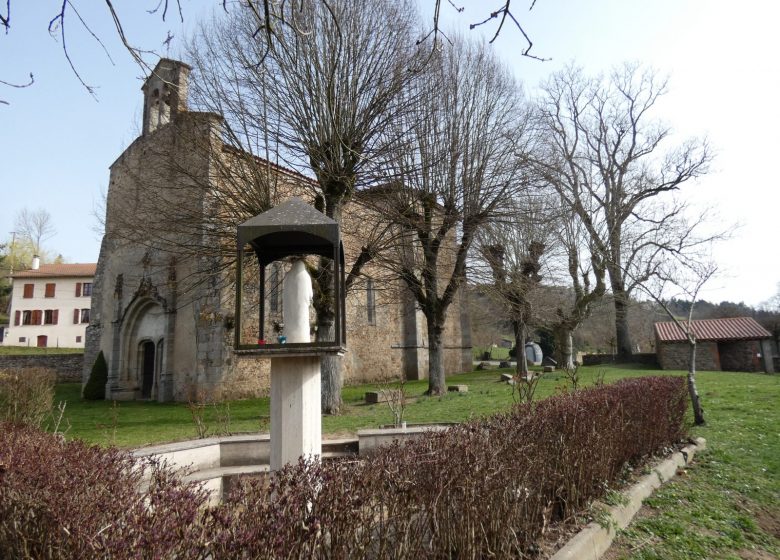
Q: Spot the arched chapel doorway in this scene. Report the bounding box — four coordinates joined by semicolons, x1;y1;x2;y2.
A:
140;340;156;398
120;298;167;400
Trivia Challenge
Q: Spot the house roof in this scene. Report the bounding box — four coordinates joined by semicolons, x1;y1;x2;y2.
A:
654;316;771;342
12;263;97;279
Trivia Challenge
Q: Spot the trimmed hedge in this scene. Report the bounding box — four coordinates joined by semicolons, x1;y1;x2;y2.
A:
0;376;688;559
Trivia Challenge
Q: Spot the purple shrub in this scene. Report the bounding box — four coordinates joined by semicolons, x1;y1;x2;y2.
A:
0;424;211;559
0;376;688;559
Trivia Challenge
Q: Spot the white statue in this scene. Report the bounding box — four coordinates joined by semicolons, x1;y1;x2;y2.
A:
282;259;313;343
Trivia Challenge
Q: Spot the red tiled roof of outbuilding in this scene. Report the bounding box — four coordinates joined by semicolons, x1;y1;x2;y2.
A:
654;316;771;342
12;263;97;278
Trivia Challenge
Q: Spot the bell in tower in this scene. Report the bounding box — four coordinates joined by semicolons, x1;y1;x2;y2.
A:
141;58;191;136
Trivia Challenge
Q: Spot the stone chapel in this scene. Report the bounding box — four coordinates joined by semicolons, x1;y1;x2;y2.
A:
83;59;473;402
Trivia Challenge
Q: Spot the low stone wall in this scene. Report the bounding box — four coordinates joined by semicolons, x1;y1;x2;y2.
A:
357;424;451;456
134;434;360;504
0;353;84;382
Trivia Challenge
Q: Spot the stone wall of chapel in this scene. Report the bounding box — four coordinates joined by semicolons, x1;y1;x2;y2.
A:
93;91;471;400
88;112;225;401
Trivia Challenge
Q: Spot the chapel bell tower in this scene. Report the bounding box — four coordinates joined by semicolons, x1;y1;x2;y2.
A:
141;58;191;136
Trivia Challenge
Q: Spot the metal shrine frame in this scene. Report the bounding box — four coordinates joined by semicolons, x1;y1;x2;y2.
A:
234;197;346;355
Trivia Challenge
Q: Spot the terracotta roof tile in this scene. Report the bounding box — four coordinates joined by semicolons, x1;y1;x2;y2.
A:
654;316;771;342
12;263;97;278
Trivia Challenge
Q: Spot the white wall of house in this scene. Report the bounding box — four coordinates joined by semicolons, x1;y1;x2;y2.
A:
3;275;94;348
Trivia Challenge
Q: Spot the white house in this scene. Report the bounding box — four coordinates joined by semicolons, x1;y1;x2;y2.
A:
3;262;97;349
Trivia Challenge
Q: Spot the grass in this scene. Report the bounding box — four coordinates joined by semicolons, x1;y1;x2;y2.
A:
51;364;617;447
45;365;779;558
472;345;512;360
0;346;84;356
605;370;780;559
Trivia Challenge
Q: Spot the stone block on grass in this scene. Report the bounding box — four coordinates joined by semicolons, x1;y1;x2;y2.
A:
364;389;402;404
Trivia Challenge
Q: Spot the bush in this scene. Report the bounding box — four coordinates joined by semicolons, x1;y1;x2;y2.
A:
83;351;108;400
214;376;688;559
0;376;688;559
0;424;211;559
0;368;55;427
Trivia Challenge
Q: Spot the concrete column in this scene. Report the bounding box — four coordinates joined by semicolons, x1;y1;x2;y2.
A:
760;339;775;373
270;356;322;471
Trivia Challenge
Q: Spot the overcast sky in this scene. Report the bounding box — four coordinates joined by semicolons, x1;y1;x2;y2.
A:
1;1;778;306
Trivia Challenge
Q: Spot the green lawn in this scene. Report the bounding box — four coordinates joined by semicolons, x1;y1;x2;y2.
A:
472;345;512;360
48;365;780;558
0;346;84;356
603;370;780;560
52;364;624;448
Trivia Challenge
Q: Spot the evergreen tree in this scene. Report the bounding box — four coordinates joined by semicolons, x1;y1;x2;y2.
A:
83;351;108;401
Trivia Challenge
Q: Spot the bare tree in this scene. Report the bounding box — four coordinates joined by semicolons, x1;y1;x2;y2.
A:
547;202;607;368
760;282;780;312
373;37;527;395
475;191;555;376
631;256;716;425
1;1;542;104
532;63;712;360
186;0;419;413
14;208;56;257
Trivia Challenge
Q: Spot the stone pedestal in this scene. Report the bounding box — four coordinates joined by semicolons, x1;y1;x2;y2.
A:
270;356;322;471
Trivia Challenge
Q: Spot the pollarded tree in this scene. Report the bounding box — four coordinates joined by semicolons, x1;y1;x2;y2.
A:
547;200;607;369
475;191;556;376
373;36;528;395
532;63;712;360
187;0;419;413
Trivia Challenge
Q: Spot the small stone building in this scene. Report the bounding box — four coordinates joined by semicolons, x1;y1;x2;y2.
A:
84;58;472;402
655;317;775;373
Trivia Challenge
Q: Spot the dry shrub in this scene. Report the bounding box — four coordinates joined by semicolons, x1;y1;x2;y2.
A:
0;424;211;559
0;368;55;427
0;376;688;559
215;375;689;559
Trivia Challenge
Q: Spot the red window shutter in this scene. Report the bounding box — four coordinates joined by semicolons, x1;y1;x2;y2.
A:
73;309;80;324
14;311;20;326
45;283;56;297
53;310;59;325
75;283;82;297
32;310;42;325
23;284;34;298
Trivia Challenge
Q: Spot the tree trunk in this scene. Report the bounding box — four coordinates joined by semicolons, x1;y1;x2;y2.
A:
318;319;341;414
513;320;528;376
612;290;634;360
556;326;575;370
317;199;343;414
427;322;446;395
687;340;705;425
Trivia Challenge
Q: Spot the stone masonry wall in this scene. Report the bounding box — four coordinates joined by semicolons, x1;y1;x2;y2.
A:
0;354;84;382
657;341;720;371
719;340;762;372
